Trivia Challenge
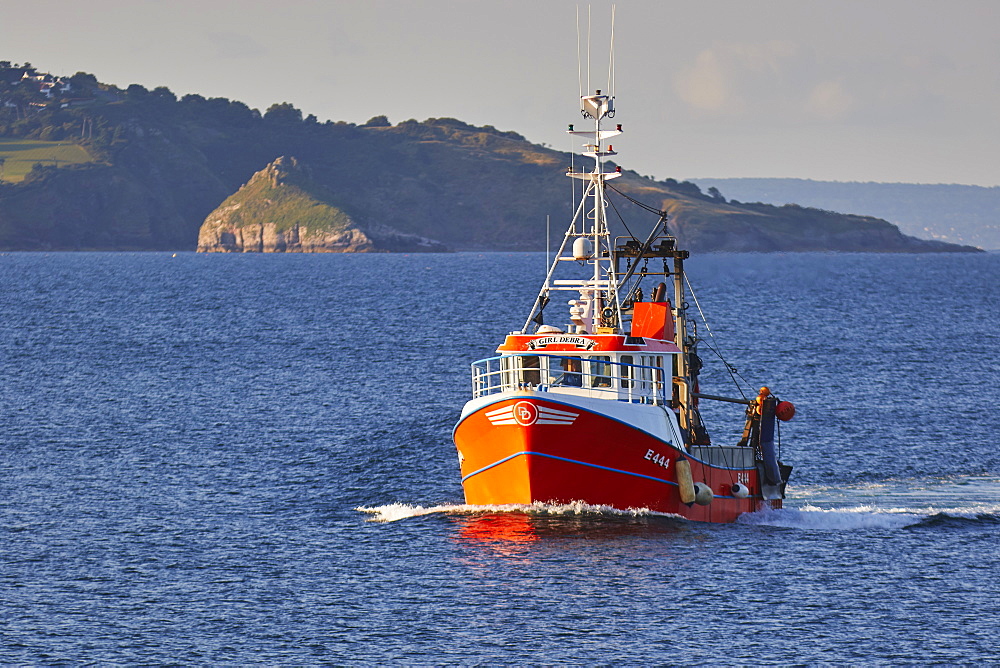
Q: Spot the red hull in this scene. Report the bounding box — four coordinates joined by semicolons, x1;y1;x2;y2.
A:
454;396;778;523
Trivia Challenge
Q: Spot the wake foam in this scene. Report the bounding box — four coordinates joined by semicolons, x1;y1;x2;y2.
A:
737;503;1000;531
359;501;1000;529
357;501;682;523
755;475;1000;530
736;504;925;530
360;475;1000;530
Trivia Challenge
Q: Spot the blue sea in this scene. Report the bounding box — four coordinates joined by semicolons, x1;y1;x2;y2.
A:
2;250;999;664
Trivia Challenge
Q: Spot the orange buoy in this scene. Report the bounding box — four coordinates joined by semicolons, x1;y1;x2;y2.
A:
775;401;796;422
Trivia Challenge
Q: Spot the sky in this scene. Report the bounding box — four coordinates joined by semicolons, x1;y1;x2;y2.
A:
2;0;998;186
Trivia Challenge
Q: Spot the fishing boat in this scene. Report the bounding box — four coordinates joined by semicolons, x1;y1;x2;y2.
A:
451;88;795;523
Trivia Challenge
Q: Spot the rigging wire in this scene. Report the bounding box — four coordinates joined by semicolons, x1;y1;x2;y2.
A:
606;182;666;216
684;273;752;399
608;173;756;401
604;191;637;240
603;178;764;464
604;184;749;397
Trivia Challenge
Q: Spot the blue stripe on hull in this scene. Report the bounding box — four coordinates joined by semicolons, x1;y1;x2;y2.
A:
461;450;682;487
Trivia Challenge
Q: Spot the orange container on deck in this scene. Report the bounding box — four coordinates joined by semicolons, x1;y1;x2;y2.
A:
631;301;674;340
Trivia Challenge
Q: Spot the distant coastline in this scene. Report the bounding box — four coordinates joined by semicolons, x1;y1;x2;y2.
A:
692;178;999;250
0;63;982;253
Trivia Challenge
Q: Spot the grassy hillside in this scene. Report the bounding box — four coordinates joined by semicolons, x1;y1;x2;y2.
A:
0;138;96;182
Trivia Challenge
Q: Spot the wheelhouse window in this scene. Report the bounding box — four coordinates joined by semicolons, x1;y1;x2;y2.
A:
590;355;612;388
521;355;540;385
550;356;582;387
620;354;633;388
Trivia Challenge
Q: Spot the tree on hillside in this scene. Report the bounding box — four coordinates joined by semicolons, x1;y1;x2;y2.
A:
152;86;176;102
707;186;726;202
264;102;302;124
68;72;99;93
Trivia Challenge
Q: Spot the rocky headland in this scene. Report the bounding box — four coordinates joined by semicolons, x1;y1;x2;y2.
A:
197;157;446;253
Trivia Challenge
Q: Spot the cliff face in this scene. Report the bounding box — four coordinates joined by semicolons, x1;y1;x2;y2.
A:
196;156;447;253
197;215;378;253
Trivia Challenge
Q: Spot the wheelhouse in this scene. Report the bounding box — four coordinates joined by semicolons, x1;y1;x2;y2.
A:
471;351;679;406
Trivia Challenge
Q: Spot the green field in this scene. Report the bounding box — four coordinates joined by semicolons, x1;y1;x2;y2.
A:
0;138;96;182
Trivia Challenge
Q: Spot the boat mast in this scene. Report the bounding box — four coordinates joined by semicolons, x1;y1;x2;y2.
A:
568;90;622;333
519;90;624;335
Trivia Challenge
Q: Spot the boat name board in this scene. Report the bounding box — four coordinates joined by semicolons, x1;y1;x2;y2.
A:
526;336;598;350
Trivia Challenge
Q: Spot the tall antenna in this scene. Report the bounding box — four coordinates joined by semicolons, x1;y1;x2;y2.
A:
587;5;592;95
576;5;583;102
607;4;616;96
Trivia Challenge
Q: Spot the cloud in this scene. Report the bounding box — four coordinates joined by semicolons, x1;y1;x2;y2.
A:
669;34;994;131
674;49;734;112
673;41;802;117
670;40;875;125
806;80;854;120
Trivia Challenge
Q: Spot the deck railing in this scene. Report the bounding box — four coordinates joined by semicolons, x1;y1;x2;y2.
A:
471;353;669;406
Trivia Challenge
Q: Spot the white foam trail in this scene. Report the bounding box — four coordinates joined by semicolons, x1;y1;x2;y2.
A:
764;474;1000;529
360;474;1000;528
357;503;461;523
737;504;925;530
357;501;682;523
